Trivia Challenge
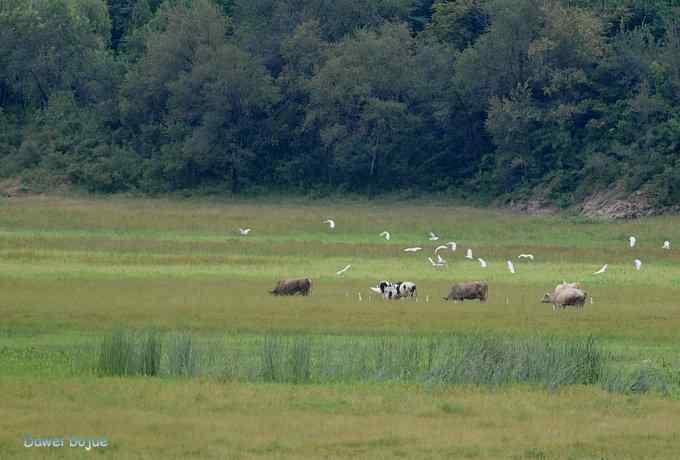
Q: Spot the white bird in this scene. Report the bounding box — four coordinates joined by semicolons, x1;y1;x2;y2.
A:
446;242;457;251
507;260;516;274
518;254;534;260
634;259;642;271
369;286;382;294
436;254;446;264
238;228;251;236
434;245;448;254
403;247;423;253
323;219;336;230
427;257;446;268
379;231;391;241
593;264;608;275
429;232;440;241
478;258;487;268
465;248;473;259
663;240;671;250
629;236;636;248
336;264;351;276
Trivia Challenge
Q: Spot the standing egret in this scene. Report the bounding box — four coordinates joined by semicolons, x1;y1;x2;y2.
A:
238;228;251;236
447;242;457;251
465;249;473;260
507;260;516;274
593;264;608;275
629;236;636;248
427;257;446;268
403;247;423;253
634;259;642;271
380;231;391;241
336;264;351;276
518;254;534;260
429;232;440;241
663;240;671;250
323;219;336;230
478;258;487;268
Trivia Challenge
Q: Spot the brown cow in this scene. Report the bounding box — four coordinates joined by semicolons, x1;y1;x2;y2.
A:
269;278;312;296
443;281;488;302
542;287;587;311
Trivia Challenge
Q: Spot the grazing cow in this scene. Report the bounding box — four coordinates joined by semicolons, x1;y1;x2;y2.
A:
269;278;312;296
542;287;587;311
443;281;488;302
378;280;392;293
382;285;401;300
394;281;417;298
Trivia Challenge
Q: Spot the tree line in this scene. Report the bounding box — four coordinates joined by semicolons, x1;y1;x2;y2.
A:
1;0;680;206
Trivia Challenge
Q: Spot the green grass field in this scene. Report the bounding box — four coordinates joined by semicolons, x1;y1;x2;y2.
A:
1;196;679;459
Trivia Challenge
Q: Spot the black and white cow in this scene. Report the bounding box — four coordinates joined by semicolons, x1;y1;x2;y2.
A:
393;281;417;298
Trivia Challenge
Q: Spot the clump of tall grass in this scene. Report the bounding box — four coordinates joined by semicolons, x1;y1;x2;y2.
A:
425;334;604;389
86;329;677;395
259;335;311;383
167;331;199;377
96;329;161;377
600;365;671;395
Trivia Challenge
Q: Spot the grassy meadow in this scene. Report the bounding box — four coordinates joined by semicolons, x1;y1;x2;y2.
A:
1;196;680;459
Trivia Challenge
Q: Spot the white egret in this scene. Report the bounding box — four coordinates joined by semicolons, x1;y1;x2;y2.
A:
429;232;440;241
336;264;351;276
518;254;534;260
447;241;457;251
427;257;445;268
634;259;642;271
465;248;473;259
323;219;336;230
434;245;448;254
593;264;608;275
238;228;251;236
380;231;391;241
478;258;487;268
663;240;671;250
629;236;636;248
403;247;423;253
507;260;516;274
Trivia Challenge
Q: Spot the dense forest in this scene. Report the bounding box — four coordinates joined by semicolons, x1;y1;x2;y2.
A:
1;0;680;207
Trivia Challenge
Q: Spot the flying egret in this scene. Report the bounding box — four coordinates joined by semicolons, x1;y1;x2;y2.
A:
380;231;391;241
507;260;516;274
336;264;351;276
434;245;448;254
518;254;534;260
593;264;608;275
238;228;251;236
429;232;440;241
465;249;473;260
427;257;446;268
634;259;642;271
629;236;636;248
403;247;423;253
323;219;336;230
478;258;487;268
663;240;671;250
447;242;457;251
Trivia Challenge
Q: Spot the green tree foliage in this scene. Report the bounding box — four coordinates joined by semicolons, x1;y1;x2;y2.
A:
1;0;679;205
